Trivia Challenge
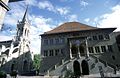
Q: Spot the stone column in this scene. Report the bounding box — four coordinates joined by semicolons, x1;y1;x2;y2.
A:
69;42;73;59
76;40;81;58
85;37;89;58
77;45;81;58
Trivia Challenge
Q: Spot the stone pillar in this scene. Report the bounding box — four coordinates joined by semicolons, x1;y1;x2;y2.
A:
85;37;89;58
77;45;81;58
76;40;81;58
69;42;73;59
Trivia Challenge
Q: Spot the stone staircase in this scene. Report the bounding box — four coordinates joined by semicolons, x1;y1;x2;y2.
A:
44;54;116;77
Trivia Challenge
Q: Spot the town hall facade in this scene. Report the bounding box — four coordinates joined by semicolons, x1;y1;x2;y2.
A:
40;22;120;77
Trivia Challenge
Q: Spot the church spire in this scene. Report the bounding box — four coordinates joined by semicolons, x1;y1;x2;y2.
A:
22;6;28;22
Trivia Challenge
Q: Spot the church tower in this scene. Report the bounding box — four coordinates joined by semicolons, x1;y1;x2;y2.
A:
16;6;30;54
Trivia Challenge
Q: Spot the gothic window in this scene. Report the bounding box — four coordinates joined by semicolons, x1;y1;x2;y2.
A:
88;47;94;53
93;36;98;40
49;50;54;56
95;46;100;53
108;45;113;52
27;30;29;37
101;46;106;52
98;35;104;40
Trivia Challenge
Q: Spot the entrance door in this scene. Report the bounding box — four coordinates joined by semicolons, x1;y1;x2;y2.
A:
73;60;81;76
81;60;89;75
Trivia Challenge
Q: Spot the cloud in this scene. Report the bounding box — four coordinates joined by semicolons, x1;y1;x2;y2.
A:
29;15;55;54
80;0;88;7
68;14;78;21
25;0;37;6
38;1;55;12
37;1;70;15
56;7;70;15
97;5;120;31
84;18;90;22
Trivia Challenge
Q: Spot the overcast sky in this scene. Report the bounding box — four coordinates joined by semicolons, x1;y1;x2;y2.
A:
0;0;120;54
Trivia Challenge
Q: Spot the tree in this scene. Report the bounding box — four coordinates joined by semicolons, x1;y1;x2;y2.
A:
33;54;41;75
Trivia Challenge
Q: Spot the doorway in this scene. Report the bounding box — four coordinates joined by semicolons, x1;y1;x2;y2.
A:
81;60;89;75
73;60;81;76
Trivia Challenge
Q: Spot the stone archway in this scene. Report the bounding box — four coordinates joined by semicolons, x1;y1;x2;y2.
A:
81;60;89;75
73;60;81;76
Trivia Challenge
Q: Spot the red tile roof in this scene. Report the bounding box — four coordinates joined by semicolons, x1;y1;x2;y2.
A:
44;22;97;34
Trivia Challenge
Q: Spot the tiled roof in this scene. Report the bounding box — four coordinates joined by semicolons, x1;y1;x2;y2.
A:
44;22;97;34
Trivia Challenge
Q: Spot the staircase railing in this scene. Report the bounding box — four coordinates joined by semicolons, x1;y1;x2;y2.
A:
89;54;116;69
46;56;73;76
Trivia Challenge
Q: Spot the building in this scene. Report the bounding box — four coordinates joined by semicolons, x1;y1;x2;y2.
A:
0;7;33;74
0;0;23;30
40;22;120;77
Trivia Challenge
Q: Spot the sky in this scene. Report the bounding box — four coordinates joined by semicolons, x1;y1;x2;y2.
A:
0;0;120;54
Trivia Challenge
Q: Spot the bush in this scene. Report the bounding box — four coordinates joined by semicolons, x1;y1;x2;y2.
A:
10;70;17;77
0;71;7;78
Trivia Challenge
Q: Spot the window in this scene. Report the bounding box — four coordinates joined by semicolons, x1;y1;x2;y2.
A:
49;50;54;56
98;35;104;40
95;46;100;53
108;45;113;52
55;49;59;56
61;49;64;55
101;46;106;52
88;47;94;53
104;34;110;40
60;38;65;44
88;37;92;41
44;50;48;56
50;39;54;45
93;36;98;40
55;38;59;44
112;55;115;60
44;39;49;45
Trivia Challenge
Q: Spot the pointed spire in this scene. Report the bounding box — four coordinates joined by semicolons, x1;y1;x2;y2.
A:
22;6;28;22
